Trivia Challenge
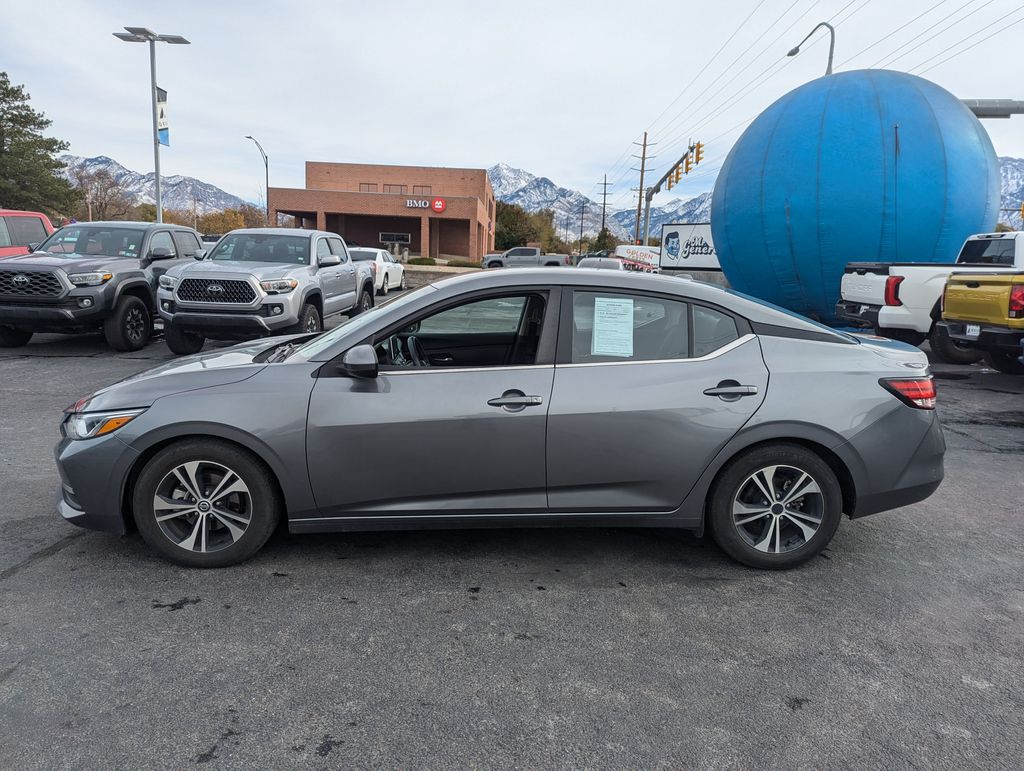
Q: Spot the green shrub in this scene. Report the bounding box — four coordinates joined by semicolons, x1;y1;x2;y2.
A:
407;257;437;266
446;259;481;268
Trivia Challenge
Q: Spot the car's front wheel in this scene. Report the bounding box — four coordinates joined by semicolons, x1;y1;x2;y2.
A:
132;439;281;568
104;295;152;352
291;302;322;334
984;350;1024;375
708;443;843;569
0;325;32;347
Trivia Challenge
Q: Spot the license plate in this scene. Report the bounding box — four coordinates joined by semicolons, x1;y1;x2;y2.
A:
966;324;981;338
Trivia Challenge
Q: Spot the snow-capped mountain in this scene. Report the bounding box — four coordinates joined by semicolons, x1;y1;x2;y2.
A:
59;155;250;214
999;156;1023;230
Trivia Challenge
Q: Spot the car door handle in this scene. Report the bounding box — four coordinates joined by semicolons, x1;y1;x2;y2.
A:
703;383;758;398
431;354;454;364
487;394;544;408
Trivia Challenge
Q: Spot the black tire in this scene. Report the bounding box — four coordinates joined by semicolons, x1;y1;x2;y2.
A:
350;287;374;316
132;439;281;568
0;326;32;347
984;350;1024;375
929;328;983;365
875;327;926;347
487;261;503;269
164;324;205;355
708;443;843;569
379;275;389;296
103;295;152;352
399;272;407;291
291;302;322;334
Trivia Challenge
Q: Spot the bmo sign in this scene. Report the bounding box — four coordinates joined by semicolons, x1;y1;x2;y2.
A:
406;197;447;213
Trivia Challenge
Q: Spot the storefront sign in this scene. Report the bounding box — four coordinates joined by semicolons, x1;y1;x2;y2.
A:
406;197;448;212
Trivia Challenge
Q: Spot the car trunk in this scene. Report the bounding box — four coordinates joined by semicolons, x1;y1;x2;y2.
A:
943;273;1024;328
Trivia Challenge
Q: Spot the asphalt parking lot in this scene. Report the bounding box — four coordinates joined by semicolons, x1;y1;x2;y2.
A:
1;329;1023;768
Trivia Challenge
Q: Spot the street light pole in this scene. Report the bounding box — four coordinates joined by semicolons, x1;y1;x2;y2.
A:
245;135;270;225
787;21;835;76
113;27;190;224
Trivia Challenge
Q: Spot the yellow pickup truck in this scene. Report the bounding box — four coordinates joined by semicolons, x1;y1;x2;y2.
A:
936;273;1024;374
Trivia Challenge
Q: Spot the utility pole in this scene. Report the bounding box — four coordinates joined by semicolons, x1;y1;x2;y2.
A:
578;201;587;256
641;140;705;244
598;175;611;234
632;131;652;245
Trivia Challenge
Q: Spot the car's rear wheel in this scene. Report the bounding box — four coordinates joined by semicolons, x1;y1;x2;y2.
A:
379;275;389;296
104;295;152;352
165;324;205;355
132;439;281;568
929;328;983;364
350;287;373;316
0;325;32;347
708;443;843;569
399;272;407;290
984;350;1024;375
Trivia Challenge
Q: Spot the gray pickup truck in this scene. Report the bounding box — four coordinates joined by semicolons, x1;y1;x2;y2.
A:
484;247;573;268
157;228;376;355
0;221;204;351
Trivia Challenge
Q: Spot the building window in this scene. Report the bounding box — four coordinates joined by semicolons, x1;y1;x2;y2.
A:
383;184;407;194
359;183;378;192
379;232;411;245
412;185;432;195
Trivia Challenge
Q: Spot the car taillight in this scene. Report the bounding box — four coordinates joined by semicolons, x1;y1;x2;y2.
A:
1009;284;1024;319
884;275;904;306
880;377;936;410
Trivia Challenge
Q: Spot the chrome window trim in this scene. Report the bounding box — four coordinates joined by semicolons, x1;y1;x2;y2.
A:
558;333;755;368
381;364;554;376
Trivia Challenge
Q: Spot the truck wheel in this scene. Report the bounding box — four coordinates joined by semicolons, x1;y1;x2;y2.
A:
291;302;322;334
0;326;32;348
165;324;205;355
487;261;503;269
103;295;152;352
929;328;983;365
984;351;1024;375
350;287;373;316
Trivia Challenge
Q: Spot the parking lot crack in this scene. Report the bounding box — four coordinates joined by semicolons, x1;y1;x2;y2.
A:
0;532;85;582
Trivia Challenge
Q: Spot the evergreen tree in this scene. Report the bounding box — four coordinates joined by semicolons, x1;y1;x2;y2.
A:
0;72;79;216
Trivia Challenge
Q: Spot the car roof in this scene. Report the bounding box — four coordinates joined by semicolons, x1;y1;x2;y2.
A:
0;209;48;217
54;221;198;232
428;268;846;339
222;228;331;238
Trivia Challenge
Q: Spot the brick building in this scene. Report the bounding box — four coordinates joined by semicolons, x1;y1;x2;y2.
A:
268;162;495;261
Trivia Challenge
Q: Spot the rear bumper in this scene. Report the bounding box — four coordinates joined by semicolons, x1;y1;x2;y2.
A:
835;300;879;328
934;321;1024;353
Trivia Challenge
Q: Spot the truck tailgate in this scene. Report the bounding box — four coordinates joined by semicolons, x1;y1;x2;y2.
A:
840;270;889;305
943;273;1024;327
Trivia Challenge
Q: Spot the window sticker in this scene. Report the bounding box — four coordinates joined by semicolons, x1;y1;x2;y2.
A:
591;297;634;358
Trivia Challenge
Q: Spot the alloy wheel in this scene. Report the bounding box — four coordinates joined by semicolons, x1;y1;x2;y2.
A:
732;464;824;554
361;292;372;311
125;307;146;343
153;460;253;553
305;313;319;333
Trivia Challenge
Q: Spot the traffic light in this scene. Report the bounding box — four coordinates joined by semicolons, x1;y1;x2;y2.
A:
674;165;682;184
684;155;692;174
694;142;705;164
667;168;675;190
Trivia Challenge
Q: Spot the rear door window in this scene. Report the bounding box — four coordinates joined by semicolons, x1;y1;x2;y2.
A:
571;291;689;363
692;306;739;357
5;216;47;246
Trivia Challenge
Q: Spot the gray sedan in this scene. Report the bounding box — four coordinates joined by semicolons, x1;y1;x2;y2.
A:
55;269;944;569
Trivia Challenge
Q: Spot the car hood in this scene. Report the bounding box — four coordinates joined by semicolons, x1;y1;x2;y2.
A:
0;253;140;273
168;260;309;279
81;339;284;412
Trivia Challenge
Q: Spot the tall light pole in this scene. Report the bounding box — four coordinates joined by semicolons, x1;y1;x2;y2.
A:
245;135;270;225
787;21;835;76
113;27;190;223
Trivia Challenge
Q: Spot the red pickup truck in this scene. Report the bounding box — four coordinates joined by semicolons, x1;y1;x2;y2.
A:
0;210;55;258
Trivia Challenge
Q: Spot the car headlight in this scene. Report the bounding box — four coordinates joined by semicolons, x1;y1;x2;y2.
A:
62;407;146;440
67;272;113;287
260;278;298;294
159;275;177;290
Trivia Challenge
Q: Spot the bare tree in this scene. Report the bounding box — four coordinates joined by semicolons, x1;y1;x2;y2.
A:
70;163;132;221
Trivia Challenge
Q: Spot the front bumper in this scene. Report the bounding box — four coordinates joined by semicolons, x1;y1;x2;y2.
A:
0;287;115;332
54;433;140;535
158;288;299;340
935;321;1024;354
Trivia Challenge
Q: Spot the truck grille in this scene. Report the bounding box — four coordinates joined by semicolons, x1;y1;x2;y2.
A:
0;269;63;298
177;278;256;304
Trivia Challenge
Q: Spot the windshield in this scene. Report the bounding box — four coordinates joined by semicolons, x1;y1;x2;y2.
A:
957;237;1016;266
209;234;311;265
38;226;145;259
295;285;437;359
349;249;378;262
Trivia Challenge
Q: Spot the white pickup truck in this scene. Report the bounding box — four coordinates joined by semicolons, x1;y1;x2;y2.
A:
836;231;1024;364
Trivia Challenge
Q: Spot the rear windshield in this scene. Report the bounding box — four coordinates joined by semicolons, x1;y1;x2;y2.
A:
957;238;1017;266
37;226;144;258
209;234;310;265
349;249;378;262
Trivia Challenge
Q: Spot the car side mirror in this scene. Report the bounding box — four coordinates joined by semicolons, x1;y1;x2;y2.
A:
318;254;342;267
149;246;174;260
27;242;40;252
339;344;378;378
194;249;207;260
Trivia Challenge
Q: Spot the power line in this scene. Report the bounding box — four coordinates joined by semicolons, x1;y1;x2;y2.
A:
834;0;954;68
867;0;993;69
916;11;1024;74
909;4;1024;73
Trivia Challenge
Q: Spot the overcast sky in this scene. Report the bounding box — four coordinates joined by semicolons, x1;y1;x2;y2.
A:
3;0;1022;211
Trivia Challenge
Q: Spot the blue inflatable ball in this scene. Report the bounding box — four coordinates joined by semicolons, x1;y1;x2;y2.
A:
711;69;1001;324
